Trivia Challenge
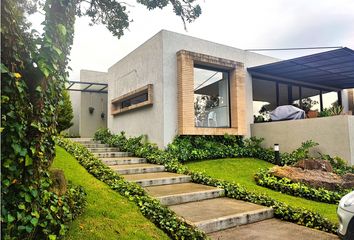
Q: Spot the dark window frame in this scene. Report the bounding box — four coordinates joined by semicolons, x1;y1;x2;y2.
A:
193;64;232;128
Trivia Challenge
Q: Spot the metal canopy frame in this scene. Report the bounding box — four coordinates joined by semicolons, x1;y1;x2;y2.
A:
248;47;354;90
66;81;108;93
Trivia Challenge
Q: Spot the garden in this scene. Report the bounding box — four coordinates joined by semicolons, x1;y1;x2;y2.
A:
81;128;354;236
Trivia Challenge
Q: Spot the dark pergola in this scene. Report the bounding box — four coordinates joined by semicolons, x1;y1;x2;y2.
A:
66;81;108;93
248;47;354;110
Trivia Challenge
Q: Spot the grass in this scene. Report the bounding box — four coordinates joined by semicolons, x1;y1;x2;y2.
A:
52;146;169;240
185;158;338;224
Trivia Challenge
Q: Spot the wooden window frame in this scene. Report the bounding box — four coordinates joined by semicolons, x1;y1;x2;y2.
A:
111;84;153;116
177;50;246;136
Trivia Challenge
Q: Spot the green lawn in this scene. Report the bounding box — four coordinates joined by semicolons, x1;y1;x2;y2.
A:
52;146;169;240
186;158;338;224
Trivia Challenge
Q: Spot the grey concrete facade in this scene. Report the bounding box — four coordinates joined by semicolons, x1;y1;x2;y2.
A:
251;115;354;165
80;70;108;137
108;30;278;147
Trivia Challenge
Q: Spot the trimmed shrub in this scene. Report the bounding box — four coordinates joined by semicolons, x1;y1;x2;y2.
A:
255;169;352;204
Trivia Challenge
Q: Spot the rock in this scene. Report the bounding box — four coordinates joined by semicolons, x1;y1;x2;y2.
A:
49;169;67;195
293;159;333;172
342;173;354;189
270;166;342;190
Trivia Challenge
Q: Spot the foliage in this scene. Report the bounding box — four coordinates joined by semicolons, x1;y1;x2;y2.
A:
94;129;338;234
57;90;74;133
296;97;319;113
56;137;207;240
166;135;319;166
320;154;354;175
255;169;352;204
1;0;201;238
319;105;344;118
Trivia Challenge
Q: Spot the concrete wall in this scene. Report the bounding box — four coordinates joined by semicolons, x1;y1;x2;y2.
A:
161;30;279;146
251;115;354;165
107;33;164;146
80;70;108;137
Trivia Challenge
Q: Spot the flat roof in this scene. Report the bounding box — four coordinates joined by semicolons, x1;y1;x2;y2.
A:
248;47;354;90
66;81;108;93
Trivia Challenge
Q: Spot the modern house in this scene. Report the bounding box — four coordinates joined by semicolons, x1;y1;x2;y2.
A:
74;30;354;165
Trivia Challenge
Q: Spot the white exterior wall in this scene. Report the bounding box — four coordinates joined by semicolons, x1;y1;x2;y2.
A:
107;33;164;146
80;70;108;137
251;115;354;165
160;30;279;146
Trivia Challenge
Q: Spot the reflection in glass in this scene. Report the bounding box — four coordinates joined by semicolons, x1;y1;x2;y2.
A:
194;67;230;128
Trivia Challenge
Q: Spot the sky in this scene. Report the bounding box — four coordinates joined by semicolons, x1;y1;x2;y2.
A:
28;0;354;81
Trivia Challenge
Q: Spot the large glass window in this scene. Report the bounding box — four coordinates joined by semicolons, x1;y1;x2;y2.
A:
194;66;230;128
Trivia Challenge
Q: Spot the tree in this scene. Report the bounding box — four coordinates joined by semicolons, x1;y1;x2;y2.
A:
1;0;201;238
57;90;74;132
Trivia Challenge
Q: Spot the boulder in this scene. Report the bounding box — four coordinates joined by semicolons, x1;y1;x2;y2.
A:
270;166;342;190
342;173;354;189
294;159;333;172
49;169;67;196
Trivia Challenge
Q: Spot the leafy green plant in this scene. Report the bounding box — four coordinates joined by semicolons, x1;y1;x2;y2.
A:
254;169;352;204
57;90;74;133
166;135;319;166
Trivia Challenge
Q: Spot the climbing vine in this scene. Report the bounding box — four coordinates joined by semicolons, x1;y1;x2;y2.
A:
1;0;201;238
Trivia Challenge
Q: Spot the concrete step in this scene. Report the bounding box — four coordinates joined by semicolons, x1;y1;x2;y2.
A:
208;218;339;240
80;143;110;148
69;138;98;144
102;157;147;165
110;163;165;175
93;152;132;158
88;147;121;153
123;172;192;187
169;198;274;233
145;183;225;206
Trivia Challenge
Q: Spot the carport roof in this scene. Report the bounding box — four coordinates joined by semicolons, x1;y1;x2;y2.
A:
66;81;108;93
248;47;354;90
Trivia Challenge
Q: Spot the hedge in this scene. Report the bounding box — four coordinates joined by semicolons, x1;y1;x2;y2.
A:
56;137;207;240
93;129;338;234
255;169;352;204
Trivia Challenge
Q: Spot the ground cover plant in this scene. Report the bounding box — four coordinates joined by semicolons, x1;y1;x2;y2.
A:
56;137;207;240
52;146;169;240
254;169;353;204
93;128;338;234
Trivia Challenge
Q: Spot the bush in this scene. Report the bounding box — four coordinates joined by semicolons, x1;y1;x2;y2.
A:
57;90;74;133
167;135;319;166
255;169;351;204
94;130;338;234
2;182;87;239
93;128;112;143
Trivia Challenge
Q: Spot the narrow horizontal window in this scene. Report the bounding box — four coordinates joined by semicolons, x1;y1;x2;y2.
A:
111;84;153;115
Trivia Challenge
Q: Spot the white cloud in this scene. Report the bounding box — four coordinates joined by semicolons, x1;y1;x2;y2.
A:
28;0;354;80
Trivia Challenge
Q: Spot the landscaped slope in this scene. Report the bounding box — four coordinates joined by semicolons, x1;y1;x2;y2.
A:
52;146;169;240
185;158;338;224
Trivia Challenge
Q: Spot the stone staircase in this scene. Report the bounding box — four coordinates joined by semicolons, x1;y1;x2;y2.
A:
72;138;274;235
